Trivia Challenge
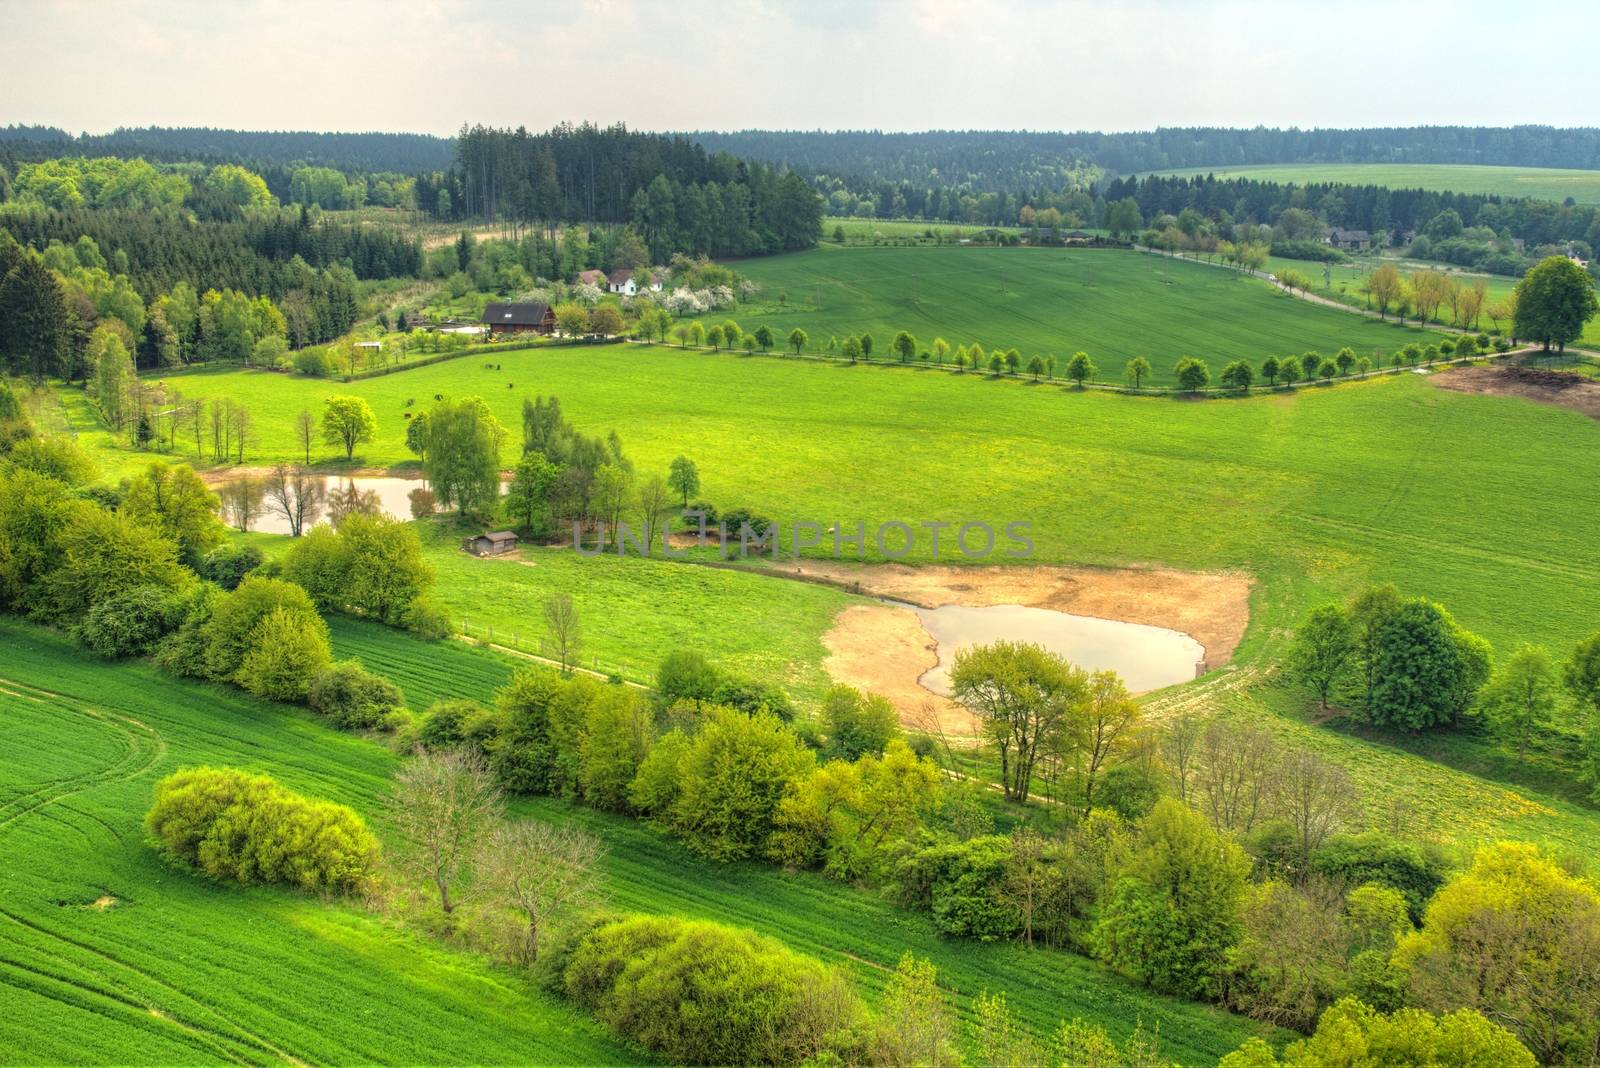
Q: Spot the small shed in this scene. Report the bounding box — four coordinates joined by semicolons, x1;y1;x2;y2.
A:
467;531;519;556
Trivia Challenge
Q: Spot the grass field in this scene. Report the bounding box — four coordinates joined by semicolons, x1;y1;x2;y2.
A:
0;619;1273;1064
822;216;1026;243
68;334;1600;661
256;524;860;700
0;620;635;1066
711;246;1439;383
1155;162;1600;205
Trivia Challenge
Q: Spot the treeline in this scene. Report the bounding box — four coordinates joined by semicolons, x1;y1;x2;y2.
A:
0;231;359;388
0;125;453;174
0;205;420;300
1108;172;1600;252
695;127;1600;192
427;123;822;259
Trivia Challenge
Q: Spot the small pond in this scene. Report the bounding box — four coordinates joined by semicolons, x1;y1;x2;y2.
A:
913;603;1206;696
252;475;431;535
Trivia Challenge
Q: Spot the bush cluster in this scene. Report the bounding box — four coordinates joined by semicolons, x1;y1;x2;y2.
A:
145;766;378;893
559;913;863;1065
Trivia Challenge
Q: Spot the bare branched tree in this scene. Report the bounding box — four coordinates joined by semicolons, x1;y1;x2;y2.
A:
263;463;326;537
476;820;604;963
635;473;672;554
1196;721;1282;833
544;593;581;672
1160;713;1205;801
1273;748;1358;870
294;408;315;465
383;749;503;915
219;475;265;532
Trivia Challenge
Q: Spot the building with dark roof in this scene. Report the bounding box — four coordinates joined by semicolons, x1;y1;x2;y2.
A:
481;302;555;335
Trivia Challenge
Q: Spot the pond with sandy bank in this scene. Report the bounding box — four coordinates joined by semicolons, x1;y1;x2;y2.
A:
912;603;1205;696
810;561;1250;735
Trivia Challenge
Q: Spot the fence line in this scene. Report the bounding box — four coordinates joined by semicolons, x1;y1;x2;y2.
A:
457;618;641;683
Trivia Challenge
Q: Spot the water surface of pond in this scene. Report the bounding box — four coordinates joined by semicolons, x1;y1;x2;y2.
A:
251;475;429;535
913;603;1205;695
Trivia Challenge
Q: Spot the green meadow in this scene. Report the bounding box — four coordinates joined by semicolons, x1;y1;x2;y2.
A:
77;334;1600;662
1156;162;1600;205
709;246;1439;381
0;620;1273;1065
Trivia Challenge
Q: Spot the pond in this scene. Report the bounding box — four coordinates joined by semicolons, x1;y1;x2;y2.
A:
912;603;1206;696
251;475;430;535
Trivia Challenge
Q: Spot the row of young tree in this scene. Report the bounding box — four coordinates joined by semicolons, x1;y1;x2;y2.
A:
646;312;1494;396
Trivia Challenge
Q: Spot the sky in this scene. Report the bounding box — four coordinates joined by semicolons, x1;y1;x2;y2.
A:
4;0;1600;136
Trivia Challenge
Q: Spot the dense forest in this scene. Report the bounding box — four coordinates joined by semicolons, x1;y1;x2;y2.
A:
0;124;453;173
0;206;420;300
424;123;823;259
695;126;1600;191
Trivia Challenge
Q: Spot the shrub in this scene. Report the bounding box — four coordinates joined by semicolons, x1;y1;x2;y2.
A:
1094;798;1250;999
1219;997;1535;1068
563;913;864;1065
201;575;325;681
293;347;335;377
710;674;795;721
307;660;405;729
235;607;332;701
896;835;1019;941
75;585;186;658
282;515;434;625
196;543;263;590
1096;762;1163;819
403;595;452;640
418;699;486;748
145;766;377;893
1310;830;1450;921
668;708;815;860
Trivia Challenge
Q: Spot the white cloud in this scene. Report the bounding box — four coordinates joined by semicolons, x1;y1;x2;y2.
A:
1;0;1597;135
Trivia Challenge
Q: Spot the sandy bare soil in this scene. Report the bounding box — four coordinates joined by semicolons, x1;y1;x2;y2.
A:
797;561;1251;666
822;604;977;737
807;561;1253;732
1433;363;1600;420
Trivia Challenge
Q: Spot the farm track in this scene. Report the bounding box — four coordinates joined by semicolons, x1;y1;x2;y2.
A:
0;678;166;836
0;676;311;1067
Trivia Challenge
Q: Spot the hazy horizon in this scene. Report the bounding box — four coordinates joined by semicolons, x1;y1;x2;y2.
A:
4;0;1599;138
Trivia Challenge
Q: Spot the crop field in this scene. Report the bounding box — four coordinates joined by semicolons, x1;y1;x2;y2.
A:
1155;162;1600;205
822;216;1022;242
710;246;1439;382
0;620;634;1066
0;620;1272;1064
